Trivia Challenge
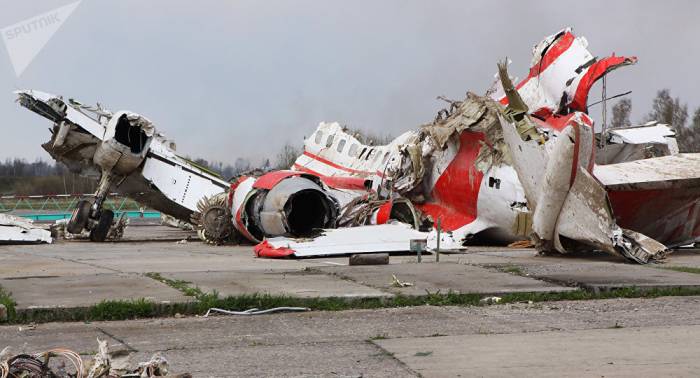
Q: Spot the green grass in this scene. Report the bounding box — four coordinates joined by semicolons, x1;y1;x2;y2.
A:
6;286;700;325
7;275;700;325
658;266;700;275
145;272;205;298
368;333;388;340
0;285;16;320
499;265;525;276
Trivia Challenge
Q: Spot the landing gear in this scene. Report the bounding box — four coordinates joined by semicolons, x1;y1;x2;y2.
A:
89;209;114;242
67;200;91;234
66;170;117;242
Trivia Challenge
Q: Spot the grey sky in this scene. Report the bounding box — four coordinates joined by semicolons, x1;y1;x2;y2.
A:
1;0;698;165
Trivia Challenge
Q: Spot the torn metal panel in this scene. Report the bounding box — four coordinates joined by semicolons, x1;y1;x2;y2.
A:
490;28;636;116
497;61;666;262
597;123;678;164
16;90;230;242
0;214;51;244
254;223;431;258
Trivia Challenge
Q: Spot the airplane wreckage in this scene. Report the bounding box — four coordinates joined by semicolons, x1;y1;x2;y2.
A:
14;28;700;263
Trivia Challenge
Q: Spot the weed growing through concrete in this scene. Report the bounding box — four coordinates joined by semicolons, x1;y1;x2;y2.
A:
144;272;204;298
8;285;700;324
0;285;16;321
500;265;525;275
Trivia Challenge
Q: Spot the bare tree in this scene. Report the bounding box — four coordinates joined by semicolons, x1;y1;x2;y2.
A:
684;107;700;153
274;143;301;170
345;127;394;146
610;98;632;129
645;89;694;152
645;89;688;127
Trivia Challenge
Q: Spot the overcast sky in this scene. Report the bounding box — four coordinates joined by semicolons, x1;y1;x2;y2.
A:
1;0;698;164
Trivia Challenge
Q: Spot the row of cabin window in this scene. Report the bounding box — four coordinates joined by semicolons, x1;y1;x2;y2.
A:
314;130;391;165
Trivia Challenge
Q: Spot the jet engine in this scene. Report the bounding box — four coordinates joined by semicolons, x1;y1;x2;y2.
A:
230;172;339;243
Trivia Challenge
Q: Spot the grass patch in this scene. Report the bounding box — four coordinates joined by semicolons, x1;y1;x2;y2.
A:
0;285;16;322
6;281;700;325
657;266;700;275
499;265;525;276
144;272;205;298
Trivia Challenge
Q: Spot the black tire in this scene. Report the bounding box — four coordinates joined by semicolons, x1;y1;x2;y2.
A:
67;200;91;234
89;209;114;242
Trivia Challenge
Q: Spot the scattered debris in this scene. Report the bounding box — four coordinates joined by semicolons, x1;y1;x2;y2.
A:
175;239;188;245
52;214;128;241
203;307;310;317
0;338;190;378
508;240;534;248
0;214;51;244
160;214;195;231
391;274;414;288
480;296;502;305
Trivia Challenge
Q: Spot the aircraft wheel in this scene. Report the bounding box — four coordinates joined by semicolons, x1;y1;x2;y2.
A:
89;209;114;242
67;200;91;234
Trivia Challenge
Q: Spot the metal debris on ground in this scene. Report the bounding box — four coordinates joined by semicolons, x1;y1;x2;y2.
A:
391;274;414;288
508;240;534;248
0;338;190;378
160;214;195;231
203;307;310;317
0;213;52;244
480;296;502;305
52;214;128;241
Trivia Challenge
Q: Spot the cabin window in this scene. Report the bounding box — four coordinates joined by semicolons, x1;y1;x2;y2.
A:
337;139;346;153
358;147;367;159
381;152;390;165
365;149;374;161
373;149;382;163
314;131;323;144
325;134;335;148
348;143;358;157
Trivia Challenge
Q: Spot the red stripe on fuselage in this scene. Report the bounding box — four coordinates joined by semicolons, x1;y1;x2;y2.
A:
416;131;485;231
500;31;576;105
301;151;384;177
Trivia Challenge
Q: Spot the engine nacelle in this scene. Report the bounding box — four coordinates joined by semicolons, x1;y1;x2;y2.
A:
93;111;154;175
231;171;339;242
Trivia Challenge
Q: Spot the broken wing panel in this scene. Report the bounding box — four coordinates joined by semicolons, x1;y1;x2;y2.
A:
255;223;429;258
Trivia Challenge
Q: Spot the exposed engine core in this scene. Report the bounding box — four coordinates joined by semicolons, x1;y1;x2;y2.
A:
232;172;339;242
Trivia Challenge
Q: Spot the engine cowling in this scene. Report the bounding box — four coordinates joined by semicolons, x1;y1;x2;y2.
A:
93;111;154;175
231;171;339;243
